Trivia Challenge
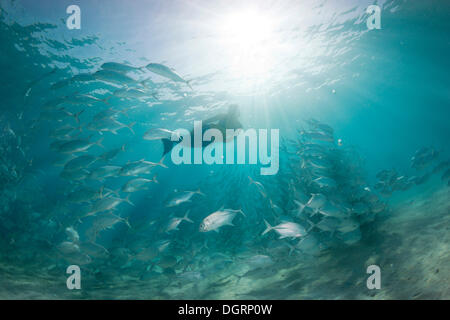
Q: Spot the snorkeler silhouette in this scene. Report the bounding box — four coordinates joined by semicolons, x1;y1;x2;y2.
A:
161;104;243;156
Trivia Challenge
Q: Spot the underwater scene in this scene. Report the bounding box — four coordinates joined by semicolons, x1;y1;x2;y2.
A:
0;0;449;300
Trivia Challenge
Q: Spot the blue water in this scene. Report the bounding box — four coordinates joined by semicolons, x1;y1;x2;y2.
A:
0;0;449;299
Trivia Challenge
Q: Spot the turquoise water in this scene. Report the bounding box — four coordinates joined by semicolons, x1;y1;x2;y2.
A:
0;0;449;299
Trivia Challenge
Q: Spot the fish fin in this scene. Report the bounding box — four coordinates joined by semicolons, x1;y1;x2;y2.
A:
261;219;272;236
306;219;316;233
73;109;85;123
293;200;306;216
126;122;136;134
161;138;177;156
95;137;105;148
183;210;193;223
196;188;205;196
123;217;132;229
285;242;296;256
124;195;135;207
157;156;168;168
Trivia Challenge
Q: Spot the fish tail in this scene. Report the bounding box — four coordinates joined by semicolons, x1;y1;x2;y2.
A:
161;138;177;156
73;109;85;124
120;107;129;118
196;188;206;196
102;96;112;105
123;216;132;229
285;242;296;256
157;156;168;168
306;219;317;233
186;80;193;90
183;210;193;223
127;121;136;134
238;208;246;217
152;174;159;184
293;200;306;215
95;137;105;148
121;144;126;152
124;194;135;207
261;219;273;236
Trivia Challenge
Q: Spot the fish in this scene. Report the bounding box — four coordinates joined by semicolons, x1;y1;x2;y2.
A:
317;202;349;219
93;69;138;86
100;62;142;74
158;255;178;269
243;254;274;269
86;195;134;216
88;118;136;135
122;176;158;193
166;189;204;207
336;218;359;233
120;158;167;176
99;144;126;162
93;107;128;122
87;212;131;239
165;211;193;233
67;186;104;204
49;124;81;140
262;220;308;239
134;246;159;262
60;168;90;181
79;241;109;258
64;93;110;106
143;128;180;141
312;176;337;189
57;241;80;255
145;63;192;89
38;108;84;123
300;130;334;142
199;208;245;232
63;155;98;172
65;227;80;243
56;137;104;154
177;271;203;282
88;165;122;180
114;87;157;100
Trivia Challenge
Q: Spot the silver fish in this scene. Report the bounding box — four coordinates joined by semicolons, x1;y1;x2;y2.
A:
146;63;192;89
262;220;308;239
199;208;245;233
